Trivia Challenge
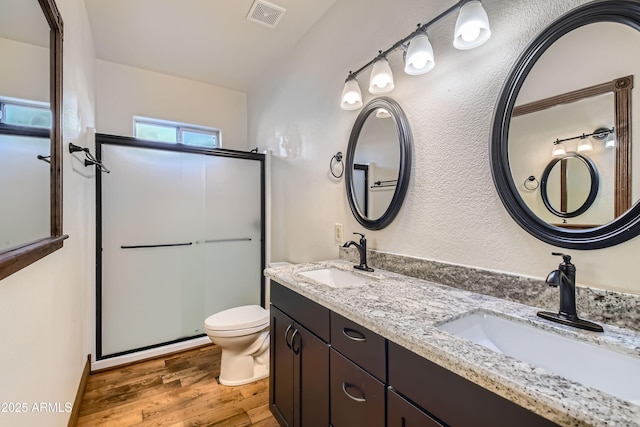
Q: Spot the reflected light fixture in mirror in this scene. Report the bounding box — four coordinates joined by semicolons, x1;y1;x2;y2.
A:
552;140;566;157
577;137;593;152
340;0;491;110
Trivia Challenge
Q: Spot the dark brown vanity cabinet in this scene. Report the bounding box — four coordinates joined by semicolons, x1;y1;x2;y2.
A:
387;388;444;427
388;342;559;427
329;312;386;427
270;282;330;427
270;281;559;427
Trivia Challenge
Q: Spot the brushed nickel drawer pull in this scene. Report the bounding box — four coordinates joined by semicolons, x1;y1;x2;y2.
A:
342;382;366;402
284;324;293;349
343;327;366;342
290;329;300;355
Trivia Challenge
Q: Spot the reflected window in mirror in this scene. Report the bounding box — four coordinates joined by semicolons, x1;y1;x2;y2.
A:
0;0;65;280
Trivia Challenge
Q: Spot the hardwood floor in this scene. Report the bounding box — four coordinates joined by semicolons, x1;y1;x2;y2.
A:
77;345;279;427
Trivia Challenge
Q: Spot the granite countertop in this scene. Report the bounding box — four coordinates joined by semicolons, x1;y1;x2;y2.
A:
264;260;640;427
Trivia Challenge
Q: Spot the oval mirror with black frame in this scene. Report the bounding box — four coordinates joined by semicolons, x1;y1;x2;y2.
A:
540;152;599;220
345;97;412;230
0;0;65;281
491;0;640;249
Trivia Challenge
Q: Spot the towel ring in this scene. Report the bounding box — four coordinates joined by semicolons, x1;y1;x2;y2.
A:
330;151;344;179
523;175;539;191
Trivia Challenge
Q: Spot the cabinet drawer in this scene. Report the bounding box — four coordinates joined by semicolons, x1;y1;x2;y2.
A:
330;311;386;382
388;342;559;427
330;348;384;427
387;388;444;427
270;281;330;342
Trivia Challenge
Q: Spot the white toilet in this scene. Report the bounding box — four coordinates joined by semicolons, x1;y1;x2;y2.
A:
204;304;270;386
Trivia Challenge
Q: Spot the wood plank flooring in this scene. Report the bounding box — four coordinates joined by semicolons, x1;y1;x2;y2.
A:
77;345;279;427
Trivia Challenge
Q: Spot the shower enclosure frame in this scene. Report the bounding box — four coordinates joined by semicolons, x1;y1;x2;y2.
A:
94;133;266;361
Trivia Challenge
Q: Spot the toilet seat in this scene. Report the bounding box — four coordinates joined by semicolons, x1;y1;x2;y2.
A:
205;305;269;337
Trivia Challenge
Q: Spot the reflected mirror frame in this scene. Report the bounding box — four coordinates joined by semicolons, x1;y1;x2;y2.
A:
491;0;640;249
0;0;66;281
540;152;600;218
345;97;412;230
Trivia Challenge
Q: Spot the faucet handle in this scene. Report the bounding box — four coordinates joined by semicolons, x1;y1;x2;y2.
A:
551;252;572;263
353;232;365;238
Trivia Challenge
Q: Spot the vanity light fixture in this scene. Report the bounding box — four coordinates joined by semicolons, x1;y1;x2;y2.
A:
453;0;492;50
576;136;593;152
404;30;435;75
591;126;616;148
551;127;615;157
369;54;395;94
341;74;363;110
340;0;491;110
552;140;567;157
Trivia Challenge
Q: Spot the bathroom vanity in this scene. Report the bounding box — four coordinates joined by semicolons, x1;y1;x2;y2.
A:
265;261;640;427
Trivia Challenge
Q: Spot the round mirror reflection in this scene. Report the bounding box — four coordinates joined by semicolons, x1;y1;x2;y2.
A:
491;1;640;249
540;152;599;223
345;97;412;230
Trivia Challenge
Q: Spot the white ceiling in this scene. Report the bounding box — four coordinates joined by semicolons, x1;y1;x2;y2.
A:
84;0;337;92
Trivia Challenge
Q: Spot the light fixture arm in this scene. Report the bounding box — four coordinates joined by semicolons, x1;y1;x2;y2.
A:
346;0;466;80
553;127;614;145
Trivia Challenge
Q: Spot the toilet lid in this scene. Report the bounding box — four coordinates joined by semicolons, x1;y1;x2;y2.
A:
205;305;269;331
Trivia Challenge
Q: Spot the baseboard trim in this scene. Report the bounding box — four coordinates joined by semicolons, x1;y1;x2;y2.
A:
67;354;91;427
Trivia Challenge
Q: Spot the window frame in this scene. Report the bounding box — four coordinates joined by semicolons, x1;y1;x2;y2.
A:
133;116;221;148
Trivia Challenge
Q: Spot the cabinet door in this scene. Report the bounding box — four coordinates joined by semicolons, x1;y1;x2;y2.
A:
293;323;330;427
270;307;294;426
387;388;444;427
330;349;384;427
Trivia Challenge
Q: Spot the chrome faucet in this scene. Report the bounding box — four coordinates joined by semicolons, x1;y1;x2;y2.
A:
343;232;374;272
537;253;603;332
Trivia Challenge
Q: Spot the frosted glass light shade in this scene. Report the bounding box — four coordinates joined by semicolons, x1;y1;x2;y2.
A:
552;142;566;157
577;138;593;152
340;78;363;110
404;32;435;75
453;1;491;50
375;108;391;118
605;134;616;148
369;57;395;94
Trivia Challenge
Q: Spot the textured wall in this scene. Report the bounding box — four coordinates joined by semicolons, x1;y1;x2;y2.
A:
0;0;97;425
248;0;640;295
96;61;249;150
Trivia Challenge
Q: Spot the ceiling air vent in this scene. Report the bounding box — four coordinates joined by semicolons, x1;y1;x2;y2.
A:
246;0;286;29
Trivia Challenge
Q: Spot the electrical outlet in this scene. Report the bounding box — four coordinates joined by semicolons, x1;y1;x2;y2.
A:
334;223;343;242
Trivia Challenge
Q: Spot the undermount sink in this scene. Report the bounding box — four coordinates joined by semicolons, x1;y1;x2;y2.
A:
296;267;372;288
437;311;640;404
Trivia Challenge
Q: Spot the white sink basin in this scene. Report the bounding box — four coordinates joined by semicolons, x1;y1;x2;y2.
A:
296;267;371;288
437;311;640;404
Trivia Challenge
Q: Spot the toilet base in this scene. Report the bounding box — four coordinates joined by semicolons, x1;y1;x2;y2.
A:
219;365;268;386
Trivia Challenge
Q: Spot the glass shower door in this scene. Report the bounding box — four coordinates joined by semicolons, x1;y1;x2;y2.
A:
99;142;263;358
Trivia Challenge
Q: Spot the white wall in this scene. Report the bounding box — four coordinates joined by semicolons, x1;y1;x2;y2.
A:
248;0;640;295
96;61;249;150
0;0;96;425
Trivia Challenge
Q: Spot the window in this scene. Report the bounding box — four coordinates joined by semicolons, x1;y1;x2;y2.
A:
0;98;51;129
134;117;220;148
